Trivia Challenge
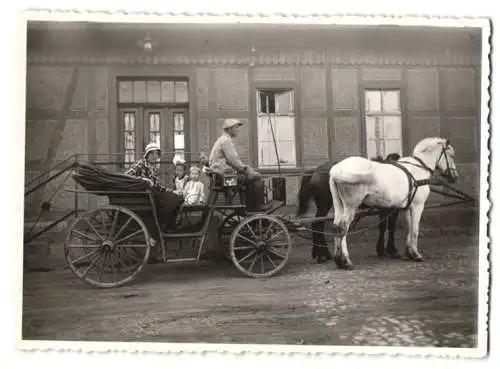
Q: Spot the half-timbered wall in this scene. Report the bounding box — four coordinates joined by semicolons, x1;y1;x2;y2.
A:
25;25;482;214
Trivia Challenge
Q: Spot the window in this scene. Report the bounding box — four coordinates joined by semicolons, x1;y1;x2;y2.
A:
118;79;189;104
123;112;136;166
257;89;296;169
118;78;189;168
364;89;402;159
173;112;186;160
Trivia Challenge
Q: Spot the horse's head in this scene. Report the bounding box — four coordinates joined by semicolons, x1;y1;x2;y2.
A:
435;139;459;183
413;137;459;183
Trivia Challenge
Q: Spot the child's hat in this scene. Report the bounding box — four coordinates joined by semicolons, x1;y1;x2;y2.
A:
173;154;186;166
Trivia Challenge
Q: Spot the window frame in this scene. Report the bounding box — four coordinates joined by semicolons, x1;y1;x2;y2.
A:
359;79;408;159
251;81;301;172
109;69;195;171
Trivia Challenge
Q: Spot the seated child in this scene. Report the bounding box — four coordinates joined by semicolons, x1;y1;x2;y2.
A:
172;154;189;195
183;165;205;205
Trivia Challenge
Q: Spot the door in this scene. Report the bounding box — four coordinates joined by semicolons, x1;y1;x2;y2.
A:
119;107;189;183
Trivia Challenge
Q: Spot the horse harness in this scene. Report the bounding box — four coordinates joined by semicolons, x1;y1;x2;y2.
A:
386;142;454;210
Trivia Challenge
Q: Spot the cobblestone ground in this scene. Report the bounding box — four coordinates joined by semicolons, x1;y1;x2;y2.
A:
22;233;479;348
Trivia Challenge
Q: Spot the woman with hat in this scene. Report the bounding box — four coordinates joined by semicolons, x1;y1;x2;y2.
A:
125;142;184;234
125;142;164;189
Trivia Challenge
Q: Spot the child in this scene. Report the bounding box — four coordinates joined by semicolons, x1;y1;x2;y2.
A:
183;165;205;205
172;154;188;195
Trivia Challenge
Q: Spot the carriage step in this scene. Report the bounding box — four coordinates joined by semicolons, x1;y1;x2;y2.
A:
163;231;206;240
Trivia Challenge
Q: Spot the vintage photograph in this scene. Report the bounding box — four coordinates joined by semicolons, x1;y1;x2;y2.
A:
20;12;489;357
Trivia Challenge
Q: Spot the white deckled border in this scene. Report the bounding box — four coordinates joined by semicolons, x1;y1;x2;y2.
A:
14;9;492;359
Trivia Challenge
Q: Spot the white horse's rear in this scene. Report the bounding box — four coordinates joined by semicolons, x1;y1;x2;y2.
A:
327;137;459;269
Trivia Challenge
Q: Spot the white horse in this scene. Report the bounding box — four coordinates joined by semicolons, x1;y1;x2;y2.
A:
328;137;459;270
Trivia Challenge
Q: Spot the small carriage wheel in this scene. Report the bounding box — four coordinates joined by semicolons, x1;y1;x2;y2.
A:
64;205;152;288
229;214;292;278
218;212;245;257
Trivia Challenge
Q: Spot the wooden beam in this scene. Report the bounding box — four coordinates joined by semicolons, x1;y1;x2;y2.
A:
45;67;81;168
28;67;80;216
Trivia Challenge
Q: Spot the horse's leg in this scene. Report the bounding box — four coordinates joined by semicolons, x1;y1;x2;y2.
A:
404;206;424;262
338;207;356;270
409;204;424;262
313;197;333;264
385;209;401;258
376;209;387;257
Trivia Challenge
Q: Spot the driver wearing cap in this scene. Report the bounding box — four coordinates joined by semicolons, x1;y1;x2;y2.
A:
208;118;264;211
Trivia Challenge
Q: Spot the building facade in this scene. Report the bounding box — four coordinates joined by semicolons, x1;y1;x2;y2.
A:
25;22;482;220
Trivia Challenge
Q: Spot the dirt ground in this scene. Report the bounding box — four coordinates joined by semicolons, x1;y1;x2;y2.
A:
22;232;479;348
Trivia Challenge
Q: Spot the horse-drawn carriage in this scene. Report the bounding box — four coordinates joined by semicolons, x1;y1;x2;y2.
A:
64;137;474;288
65;163;293;288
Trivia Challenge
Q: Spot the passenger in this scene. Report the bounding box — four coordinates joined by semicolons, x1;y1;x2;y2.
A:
172;154;189;195
182;165;205;205
208;119;265;211
125;142;184;233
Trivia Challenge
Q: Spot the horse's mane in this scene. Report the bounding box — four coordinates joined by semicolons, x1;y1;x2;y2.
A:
412;137;447;155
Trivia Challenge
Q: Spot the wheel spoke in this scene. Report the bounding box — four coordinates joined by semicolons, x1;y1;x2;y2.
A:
267;229;285;243
72;229;98;243
258;218;263;238
115;229;144;245
264;222;275;239
97;254;106;282
109;210;119;238
67;244;101;249
116;243;148;248
71;249;100;266
84;218;104;241
265;252;278;269
268;247;286;259
268;242;289;248
80;252;103;278
245;223;258;240
115;250;132;270
100;210;107;236
233;245;256;251
235;233;257;246
110;252;118;276
248;253;259;272
120;249;143;264
112;217;133;242
237;249;257;264
260;253;264;274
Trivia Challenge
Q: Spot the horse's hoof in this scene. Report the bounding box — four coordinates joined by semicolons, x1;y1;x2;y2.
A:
316;255;328;264
404;249;414;261
377;252;386;258
344;264;354;270
414;255;424;262
386;250;401;259
334;255;344;268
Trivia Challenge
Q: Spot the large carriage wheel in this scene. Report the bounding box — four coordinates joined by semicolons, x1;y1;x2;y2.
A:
229;214;292;278
218;212;246;259
64;205;152;288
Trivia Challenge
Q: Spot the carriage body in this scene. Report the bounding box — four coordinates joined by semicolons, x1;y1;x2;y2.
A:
64;163;292;288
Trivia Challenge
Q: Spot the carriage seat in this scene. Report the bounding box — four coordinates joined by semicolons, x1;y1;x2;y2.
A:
202;166;239;190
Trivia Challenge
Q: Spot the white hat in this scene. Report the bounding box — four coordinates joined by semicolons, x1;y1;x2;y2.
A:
144;142;161;158
172;154;186;166
222;119;244;130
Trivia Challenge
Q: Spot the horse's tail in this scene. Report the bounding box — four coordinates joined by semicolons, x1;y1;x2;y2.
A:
329;175;344;226
296;173;314;217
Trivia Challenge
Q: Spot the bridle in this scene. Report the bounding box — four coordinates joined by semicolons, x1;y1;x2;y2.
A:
399;140;456;180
